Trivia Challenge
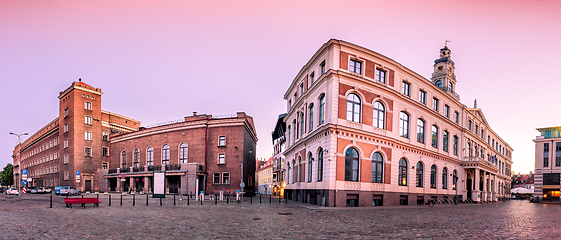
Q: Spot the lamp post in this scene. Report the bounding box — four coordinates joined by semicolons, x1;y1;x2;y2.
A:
10;132;28;197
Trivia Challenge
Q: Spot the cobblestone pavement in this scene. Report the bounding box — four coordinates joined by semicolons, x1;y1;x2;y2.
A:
0;194;558;239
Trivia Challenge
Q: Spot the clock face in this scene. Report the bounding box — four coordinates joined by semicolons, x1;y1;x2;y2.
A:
438;66;443;71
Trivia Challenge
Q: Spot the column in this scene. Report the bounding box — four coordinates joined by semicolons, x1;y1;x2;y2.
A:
473;168;480;202
144;176;149;193
116;177;121;192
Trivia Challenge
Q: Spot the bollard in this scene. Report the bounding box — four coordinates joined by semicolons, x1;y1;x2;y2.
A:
133;194;135;206
50;195;52;208
251;196;253;204
82;195;84;198
215;194;217;205
188;195;190;205
160;197;162;206
146;194;148;206
227;195;229;204
260;194;262;204
109;195;112;206
97;194;99;199
279;194;281;204
174;195;176;206
200;197;203;205
120;195;123;206
270;195;272;204
285;194;288;203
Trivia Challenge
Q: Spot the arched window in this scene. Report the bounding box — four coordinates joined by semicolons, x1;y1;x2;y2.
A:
452;170;457;190
293;120;297;143
133;149;140;168
309;104;314;132
431;125;438;148
162;144;170;165
300;113;304;137
443;131;449;152
430;165;437;188
417;119;425;143
345;148;359;181
435;80;442;88
399;112;409;138
319;95;325;125
121;151;127;169
287;126;291;147
292;160;296;184
416;162;423;187
308;152;313;182
346;94;361;123
373;101;385;129
371;152;383;183
317;148;323;182
179;143;188;163
298;156;302;182
147;147;153;166
442;168;448;189
287;162;291;184
398;158;407;186
467;142;471;157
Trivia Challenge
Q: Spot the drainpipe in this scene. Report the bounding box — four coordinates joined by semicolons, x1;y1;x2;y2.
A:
204;120;209;193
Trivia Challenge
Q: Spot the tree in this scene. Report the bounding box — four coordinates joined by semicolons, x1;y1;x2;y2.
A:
0;163;13;187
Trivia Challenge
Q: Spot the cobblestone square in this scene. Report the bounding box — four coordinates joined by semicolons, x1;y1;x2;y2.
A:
0;194;557;239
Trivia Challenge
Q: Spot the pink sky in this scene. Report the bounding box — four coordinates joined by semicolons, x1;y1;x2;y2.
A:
1;0;560;174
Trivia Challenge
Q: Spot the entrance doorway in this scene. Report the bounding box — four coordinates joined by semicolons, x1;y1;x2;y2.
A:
85;180;91;192
466;178;472;200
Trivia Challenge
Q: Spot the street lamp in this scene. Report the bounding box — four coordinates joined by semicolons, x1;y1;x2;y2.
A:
10;132;28;197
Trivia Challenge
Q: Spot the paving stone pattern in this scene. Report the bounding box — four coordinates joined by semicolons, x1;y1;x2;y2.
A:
0;195;558;239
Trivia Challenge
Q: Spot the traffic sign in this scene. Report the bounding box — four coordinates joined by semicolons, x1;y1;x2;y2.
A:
240;182;245;188
22;180;27;185
22;169;27;175
121;173;126;179
76;171;80;175
76;171;81;183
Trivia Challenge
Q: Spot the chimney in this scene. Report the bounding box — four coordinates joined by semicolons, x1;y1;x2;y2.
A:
193;112;197;116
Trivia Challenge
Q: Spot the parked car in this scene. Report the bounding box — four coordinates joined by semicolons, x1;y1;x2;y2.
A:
0;187;5;193
5;188;19;195
59;186;80;196
40;187;52;194
30;187;40;194
54;186;63;195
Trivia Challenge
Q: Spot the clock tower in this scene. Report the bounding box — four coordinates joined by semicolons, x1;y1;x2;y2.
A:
431;42;459;99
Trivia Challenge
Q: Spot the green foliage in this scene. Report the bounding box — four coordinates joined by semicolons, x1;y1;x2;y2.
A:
0;163;13;186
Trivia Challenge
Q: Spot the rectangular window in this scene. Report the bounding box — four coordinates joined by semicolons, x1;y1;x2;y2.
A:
64;108;69;117
300;83;304;95
288;100;292;110
444;105;450;118
476;125;479;135
419;90;426;104
64;124;68;133
432;98;439;111
375;68;385;83
85;101;92;110
64;154;69;164
85;116;92;125
64;171;69;180
309;105;314;132
102;147;109;157
222;173;230;184
64;139;68;148
219;136;226;146
84;131;92;141
544;157;549;168
320;60;326;74
454;112;459;124
310;71;315;84
468;120;472;130
54;152;58;159
54;138;57;146
349;59;362;74
102;132;109;141
543;173;561;185
218;154;225;165
443;131;449;152
54;165;58;173
214;173;221;184
84;147;92;157
402;82;410;96
102;162;108;170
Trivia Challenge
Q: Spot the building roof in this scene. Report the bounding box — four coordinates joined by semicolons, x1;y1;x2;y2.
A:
272;113;287;142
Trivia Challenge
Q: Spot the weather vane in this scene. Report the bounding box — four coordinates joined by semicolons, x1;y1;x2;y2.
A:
445;39;451;47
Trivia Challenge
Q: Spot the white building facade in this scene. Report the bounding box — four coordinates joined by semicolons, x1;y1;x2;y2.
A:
533;127;561;201
283;39;512;207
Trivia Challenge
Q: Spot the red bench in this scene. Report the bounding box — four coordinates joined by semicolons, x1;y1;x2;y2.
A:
64;197;102;208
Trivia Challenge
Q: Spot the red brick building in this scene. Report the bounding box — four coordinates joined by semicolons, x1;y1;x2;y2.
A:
12;80;140;192
99;112;258;196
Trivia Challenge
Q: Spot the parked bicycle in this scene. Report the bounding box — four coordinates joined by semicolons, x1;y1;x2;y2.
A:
423;198;436;207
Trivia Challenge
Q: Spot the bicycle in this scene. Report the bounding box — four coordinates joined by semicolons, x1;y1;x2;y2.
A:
423;198;435;207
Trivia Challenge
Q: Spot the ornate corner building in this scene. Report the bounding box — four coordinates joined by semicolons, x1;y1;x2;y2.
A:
282;39;513;207
533;127;561;201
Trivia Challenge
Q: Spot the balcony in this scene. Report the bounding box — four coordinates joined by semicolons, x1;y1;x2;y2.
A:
120;167;131;173
108;169;118;174
132;167;141;172
165;164;181;171
148;165;161;171
462;157;498;169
